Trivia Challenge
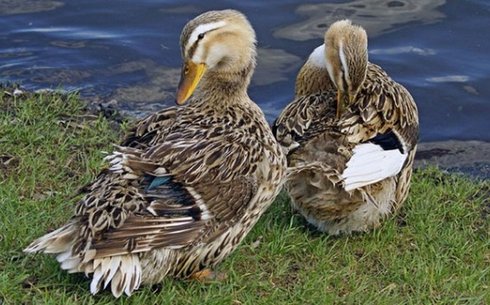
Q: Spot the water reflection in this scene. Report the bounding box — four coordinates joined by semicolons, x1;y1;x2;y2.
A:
427;75;470;83
2;49;266;117
370;46;436;56
1;66;91;85
159;5;200;14
14;27;124;40
274;0;446;41
463;85;478;96
254;48;302;86
107;48;302;115
50;40;87;49
0;0;63;16
109;60;179;105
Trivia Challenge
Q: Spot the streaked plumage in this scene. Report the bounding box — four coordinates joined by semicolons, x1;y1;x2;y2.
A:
273;20;418;234
25;10;286;297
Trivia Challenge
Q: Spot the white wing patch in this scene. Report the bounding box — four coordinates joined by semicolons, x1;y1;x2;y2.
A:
324;43;336;86
342;142;407;191
308;44;326;68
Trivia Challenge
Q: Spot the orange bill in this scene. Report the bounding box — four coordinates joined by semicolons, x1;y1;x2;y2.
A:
176;61;206;105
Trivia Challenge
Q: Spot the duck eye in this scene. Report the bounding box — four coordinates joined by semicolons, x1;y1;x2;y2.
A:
198;33;205;40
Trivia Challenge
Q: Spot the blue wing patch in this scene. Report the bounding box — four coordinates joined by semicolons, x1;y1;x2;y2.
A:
144;175;202;220
147;176;171;190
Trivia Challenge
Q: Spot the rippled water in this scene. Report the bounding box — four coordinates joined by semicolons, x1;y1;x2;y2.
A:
1;0;489;142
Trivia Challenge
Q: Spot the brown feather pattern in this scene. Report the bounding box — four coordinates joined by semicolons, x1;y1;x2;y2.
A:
274;22;418;235
24;10;285;297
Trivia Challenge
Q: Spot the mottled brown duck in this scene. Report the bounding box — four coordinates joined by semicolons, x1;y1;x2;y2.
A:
273;19;418;235
25;9;286;297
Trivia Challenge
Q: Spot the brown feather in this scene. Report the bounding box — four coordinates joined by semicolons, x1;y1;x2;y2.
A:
274;20;418;235
24;9;286;297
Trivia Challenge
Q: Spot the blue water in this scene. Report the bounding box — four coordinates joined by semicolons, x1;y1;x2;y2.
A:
1;0;489;142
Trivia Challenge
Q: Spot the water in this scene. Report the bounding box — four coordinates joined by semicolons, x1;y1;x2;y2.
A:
1;0;489;142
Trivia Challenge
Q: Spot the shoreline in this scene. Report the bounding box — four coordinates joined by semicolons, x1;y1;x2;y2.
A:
88;93;490;180
3;85;488;179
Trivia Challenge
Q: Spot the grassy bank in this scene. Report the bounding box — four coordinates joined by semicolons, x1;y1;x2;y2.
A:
0;88;488;304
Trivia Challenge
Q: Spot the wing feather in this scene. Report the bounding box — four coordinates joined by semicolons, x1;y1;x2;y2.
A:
342;142;407;191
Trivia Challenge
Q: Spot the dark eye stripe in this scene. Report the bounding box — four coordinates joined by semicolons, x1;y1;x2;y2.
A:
342;71;349;92
188;40;200;59
187;28;221;59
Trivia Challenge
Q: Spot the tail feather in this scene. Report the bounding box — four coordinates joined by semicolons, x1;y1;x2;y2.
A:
60;256;82;272
24;223;77;254
104;256;122;289
25;223;142;297
90;255;141;297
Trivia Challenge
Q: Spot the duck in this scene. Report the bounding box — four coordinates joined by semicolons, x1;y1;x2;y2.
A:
25;9;286;297
273;20;419;235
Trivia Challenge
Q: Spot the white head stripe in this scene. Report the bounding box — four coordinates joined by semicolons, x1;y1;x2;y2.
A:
338;40;350;81
323;43;335;85
308;44;327;68
186;21;227;52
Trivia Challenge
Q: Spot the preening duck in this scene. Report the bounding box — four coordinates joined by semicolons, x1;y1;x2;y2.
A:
273;20;419;234
25;9;286;297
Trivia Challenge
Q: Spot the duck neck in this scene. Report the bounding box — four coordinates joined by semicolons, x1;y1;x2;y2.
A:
195;60;254;106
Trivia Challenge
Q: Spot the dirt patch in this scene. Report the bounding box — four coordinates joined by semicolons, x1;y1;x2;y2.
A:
0;154;19;179
415;141;490;179
21;275;39;289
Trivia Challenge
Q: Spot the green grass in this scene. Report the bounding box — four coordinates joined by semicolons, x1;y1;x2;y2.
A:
0;88;488;304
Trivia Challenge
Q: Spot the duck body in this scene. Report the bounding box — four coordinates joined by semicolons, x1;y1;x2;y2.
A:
274;21;418;235
25;10;286;297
